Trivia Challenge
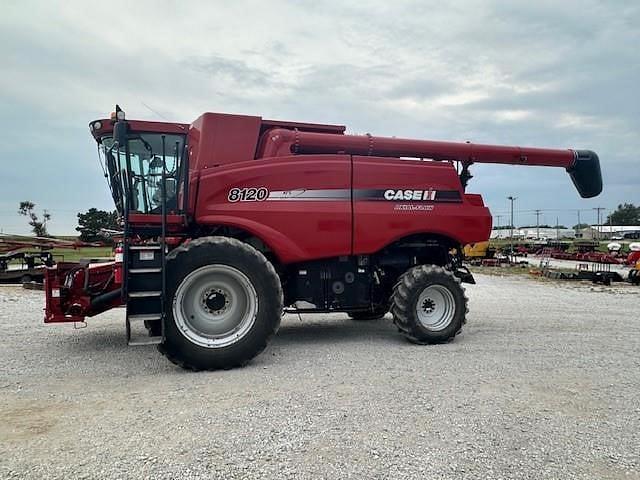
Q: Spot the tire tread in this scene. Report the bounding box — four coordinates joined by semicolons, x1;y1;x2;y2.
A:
391;264;467;344
159;236;283;371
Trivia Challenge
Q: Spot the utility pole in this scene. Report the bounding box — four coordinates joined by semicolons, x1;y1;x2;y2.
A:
593;207;605;240
576;209;581;236
508;196;517;261
495;215;504;238
609;210;613;237
534;209;542;239
556;217;560;240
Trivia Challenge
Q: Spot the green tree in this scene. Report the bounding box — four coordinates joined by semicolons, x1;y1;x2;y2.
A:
76;208;119;242
606;203;640;226
18;201;51;236
573;223;590;229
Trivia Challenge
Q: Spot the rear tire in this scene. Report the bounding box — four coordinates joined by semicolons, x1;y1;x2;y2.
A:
391;265;467;344
159;236;283;371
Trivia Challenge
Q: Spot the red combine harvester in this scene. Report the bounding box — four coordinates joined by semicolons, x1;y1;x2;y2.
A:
44;106;602;370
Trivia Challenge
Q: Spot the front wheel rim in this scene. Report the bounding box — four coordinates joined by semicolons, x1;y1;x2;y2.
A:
416;284;456;331
173;265;258;348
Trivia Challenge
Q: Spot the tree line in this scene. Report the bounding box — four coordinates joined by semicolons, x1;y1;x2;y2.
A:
17;201;118;242
493;203;639;229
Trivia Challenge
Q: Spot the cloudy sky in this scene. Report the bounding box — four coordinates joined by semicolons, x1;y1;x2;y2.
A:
1;0;638;234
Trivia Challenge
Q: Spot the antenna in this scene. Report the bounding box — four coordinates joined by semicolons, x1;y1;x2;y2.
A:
141;101;169;120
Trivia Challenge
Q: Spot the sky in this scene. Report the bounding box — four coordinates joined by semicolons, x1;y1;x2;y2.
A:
1;0;638;235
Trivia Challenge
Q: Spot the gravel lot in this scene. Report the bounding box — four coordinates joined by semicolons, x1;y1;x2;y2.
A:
1;274;639;479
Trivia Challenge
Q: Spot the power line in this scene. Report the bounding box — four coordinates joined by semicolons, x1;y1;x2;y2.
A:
491;207;597;215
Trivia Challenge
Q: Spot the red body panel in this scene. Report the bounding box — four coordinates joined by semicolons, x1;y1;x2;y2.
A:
128;213;186;226
193;151;491;263
352;157;491;253
195;155;352;263
188;113;262;170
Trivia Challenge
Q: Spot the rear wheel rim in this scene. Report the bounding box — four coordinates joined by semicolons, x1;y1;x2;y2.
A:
416;284;455;331
173;265;258;348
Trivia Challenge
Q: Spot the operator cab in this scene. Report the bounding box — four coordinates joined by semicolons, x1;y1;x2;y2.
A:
90;106;189;218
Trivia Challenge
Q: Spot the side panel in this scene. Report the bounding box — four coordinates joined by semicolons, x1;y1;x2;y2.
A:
188;113;262;170
187;113;263;214
195;155;352;263
352;157;492;253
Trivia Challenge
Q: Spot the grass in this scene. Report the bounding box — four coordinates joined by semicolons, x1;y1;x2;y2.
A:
5;247;113;265
49;247;113;262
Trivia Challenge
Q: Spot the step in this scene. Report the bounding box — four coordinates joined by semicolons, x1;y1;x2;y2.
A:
129;268;162;274
129;245;162;251
128;314;162;322
128;291;162;298
128;336;163;346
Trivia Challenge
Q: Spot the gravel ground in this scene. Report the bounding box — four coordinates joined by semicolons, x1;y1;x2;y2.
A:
1;274;639;479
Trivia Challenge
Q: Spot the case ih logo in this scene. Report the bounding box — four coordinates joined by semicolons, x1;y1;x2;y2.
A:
383;189;436;201
227;187;462;203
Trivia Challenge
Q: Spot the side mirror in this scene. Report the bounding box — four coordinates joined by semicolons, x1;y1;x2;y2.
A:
113;120;128;147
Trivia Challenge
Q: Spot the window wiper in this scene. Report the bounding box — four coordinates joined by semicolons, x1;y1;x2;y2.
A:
128;135;153;155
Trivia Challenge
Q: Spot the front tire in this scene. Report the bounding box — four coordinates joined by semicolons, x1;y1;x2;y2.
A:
160;236;283;371
391;265;467;344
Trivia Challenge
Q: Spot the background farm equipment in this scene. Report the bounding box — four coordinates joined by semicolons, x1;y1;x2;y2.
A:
463;241;495;264
535;240;624;264
0;234;105;285
0;250;55;284
629;265;640;285
627;243;640;285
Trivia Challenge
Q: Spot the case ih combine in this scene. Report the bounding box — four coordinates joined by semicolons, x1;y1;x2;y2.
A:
44;106;602;370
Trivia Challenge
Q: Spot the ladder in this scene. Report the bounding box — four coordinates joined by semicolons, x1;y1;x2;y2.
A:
125;244;165;345
123;136;171;346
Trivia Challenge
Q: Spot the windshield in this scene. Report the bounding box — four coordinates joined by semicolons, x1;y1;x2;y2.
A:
100;133;185;215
